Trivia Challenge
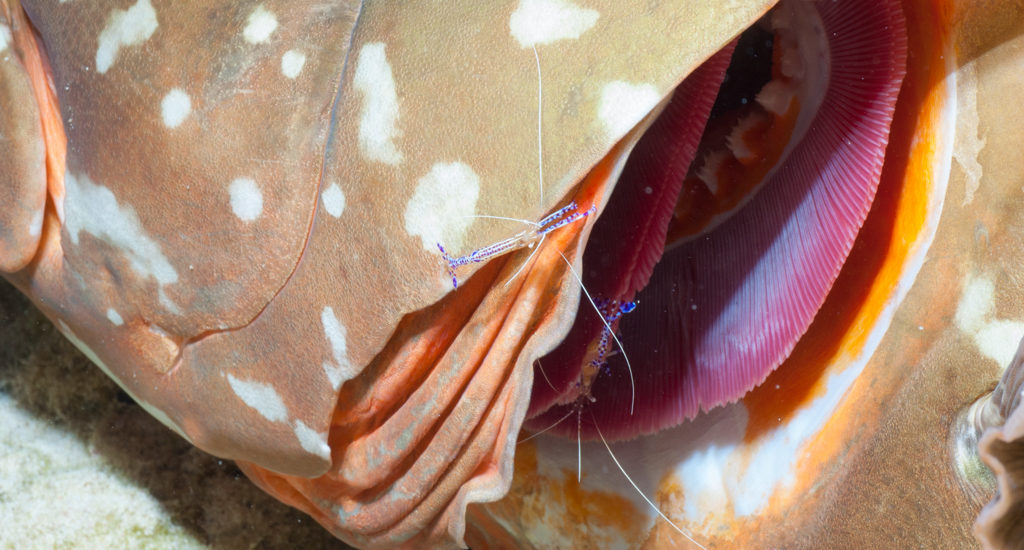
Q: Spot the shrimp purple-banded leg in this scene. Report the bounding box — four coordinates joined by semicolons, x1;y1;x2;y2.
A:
438;201;596;289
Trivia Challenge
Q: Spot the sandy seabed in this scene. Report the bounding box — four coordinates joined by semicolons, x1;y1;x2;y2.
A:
0;279;351;549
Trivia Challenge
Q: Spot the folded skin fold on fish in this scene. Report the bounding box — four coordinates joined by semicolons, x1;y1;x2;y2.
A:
2;0;1024;547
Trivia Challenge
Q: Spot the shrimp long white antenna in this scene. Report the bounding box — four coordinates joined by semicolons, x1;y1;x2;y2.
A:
441;46;589;289
533;44;544;206
556;250;636;415
594;415;706;550
506;44;547;288
535;358;557;391
577;407;582;482
460;214;540;226
517;406;575;445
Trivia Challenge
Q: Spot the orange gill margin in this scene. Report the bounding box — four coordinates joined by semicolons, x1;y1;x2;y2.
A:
740;0;954;445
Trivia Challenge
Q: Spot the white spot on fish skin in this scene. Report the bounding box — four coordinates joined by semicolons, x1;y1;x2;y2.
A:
955;275;994;332
321;306;358;390
954;62;985;206
955;273;1024;369
63;171;178;287
243;5;278;44
404;162;480;253
0;24;11;53
321;182;345;218
281;49;306;79
353;42;403;165
160;88;191;128
95;0;158;74
293;420;331;461
509;0;599;47
28;208;44;237
226;374;288;423
106;308;124;326
229;177;263;222
158;289;180;315
597;80;662;140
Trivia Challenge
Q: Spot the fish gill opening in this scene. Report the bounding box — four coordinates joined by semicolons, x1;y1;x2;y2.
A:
525;0;908;442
